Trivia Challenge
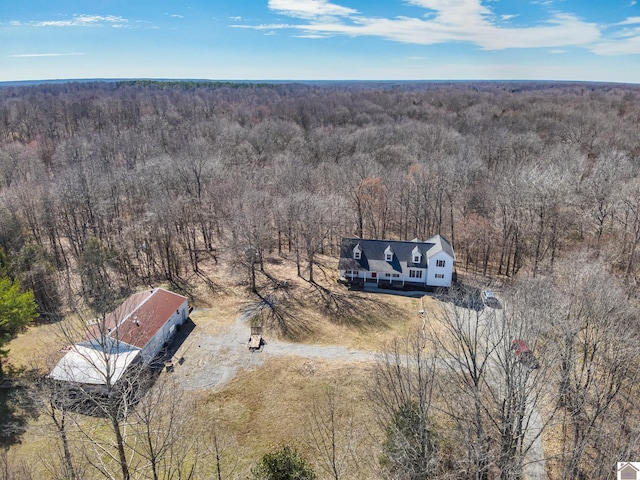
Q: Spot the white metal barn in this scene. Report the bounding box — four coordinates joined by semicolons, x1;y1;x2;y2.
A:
50;288;189;386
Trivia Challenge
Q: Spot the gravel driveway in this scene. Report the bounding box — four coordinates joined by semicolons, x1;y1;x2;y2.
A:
171;306;378;391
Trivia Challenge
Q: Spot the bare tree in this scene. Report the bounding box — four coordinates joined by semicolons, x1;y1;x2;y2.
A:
549;259;639;479
429;295;495;479
307;387;358;480
230;190;276;292
34;374;83;480
577;151;630;251
0;447;33;480
200;417;246;480
286;193;337;284
432;286;557;480
370;334;440;480
128;376;198;480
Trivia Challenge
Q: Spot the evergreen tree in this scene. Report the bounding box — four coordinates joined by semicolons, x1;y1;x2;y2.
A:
252;445;317;480
0;277;39;377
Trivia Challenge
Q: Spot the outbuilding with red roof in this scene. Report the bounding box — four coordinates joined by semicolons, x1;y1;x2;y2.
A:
50;288;189;386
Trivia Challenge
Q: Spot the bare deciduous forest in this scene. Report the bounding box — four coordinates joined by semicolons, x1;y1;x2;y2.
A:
1;80;640;479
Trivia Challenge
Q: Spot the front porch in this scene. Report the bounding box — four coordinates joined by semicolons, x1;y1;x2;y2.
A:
344;276;433;292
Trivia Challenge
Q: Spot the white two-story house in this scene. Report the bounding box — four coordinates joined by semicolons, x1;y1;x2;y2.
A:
338;235;455;289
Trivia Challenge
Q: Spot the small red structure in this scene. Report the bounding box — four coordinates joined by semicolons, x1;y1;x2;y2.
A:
511;339;540;370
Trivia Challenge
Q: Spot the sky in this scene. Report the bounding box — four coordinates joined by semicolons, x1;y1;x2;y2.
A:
1;0;639;83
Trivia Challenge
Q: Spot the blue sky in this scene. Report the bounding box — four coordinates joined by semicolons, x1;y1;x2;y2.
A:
1;0;639;83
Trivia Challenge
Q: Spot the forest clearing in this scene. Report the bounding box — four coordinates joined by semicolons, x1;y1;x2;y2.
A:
1;80;640;479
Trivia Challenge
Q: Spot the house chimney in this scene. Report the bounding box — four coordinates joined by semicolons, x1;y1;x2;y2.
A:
134;316;139;326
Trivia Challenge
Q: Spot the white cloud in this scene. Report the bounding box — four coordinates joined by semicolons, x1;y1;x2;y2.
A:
13;14;128;28
617;17;640;25
12;53;84;57
230;0;640;56
268;0;358;19
404;0;492;25
231;23;292;30
239;0;602;51
592;36;640;55
478;14;600;50
591;16;640;55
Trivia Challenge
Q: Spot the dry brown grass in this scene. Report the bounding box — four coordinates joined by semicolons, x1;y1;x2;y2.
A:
5;252;439;478
6;312;87;373
7;323;63;372
195;356;383;479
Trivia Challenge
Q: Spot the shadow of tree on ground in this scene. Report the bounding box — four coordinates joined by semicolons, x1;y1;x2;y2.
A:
0;377;39;447
435;283;484;311
249;259;407;339
251;290;316;342
307;280;398;331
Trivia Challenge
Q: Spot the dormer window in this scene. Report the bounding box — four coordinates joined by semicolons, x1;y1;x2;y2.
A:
353;244;362;260
384;245;393;262
412;245;422;263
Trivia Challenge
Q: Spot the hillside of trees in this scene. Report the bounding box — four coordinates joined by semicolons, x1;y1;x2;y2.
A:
2;80;640;479
1;81;640;305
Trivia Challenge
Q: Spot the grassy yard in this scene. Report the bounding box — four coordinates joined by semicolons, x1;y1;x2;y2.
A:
196;357;382;479
4;253;440;478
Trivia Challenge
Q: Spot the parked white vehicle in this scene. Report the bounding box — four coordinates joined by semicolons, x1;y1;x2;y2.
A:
481;290;498;307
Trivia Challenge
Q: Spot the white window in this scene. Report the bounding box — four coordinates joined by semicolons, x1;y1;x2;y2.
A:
412;246;422;263
409;270;423;279
436;259;446;268
384;273;400;278
384;245;393;262
435;273;445;279
353;244;362;260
